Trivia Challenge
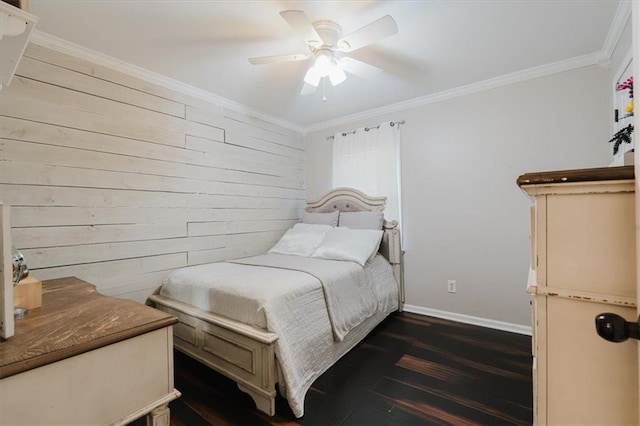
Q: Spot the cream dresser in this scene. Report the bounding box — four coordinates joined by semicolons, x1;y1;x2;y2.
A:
0;277;180;425
518;166;638;425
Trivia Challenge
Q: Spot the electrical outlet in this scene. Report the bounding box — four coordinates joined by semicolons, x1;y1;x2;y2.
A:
447;280;457;293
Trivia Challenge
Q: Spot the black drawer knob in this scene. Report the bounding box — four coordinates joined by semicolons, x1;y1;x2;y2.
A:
595;313;640;343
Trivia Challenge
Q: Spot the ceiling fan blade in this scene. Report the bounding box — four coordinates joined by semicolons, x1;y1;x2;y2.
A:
300;82;318;95
338;57;383;79
248;53;310;65
337;15;398;52
280;10;322;45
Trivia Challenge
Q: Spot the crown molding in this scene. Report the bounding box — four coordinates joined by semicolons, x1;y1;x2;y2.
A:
27;7;627;139
305;1;630;133
597;0;632;64
29;31;306;135
306;52;600;133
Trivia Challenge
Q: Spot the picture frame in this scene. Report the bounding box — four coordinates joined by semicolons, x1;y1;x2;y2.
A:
0;203;14;340
613;51;633;133
0;0;37;90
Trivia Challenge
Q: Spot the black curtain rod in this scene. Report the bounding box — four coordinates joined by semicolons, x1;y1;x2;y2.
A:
325;120;405;140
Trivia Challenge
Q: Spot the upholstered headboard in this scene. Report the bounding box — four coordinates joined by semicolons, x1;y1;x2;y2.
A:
306;187;404;310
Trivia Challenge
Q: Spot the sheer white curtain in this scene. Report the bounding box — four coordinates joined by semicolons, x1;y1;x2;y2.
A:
332;122;402;225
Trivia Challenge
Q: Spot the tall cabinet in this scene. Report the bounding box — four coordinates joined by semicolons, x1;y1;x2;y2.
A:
518;166;638;425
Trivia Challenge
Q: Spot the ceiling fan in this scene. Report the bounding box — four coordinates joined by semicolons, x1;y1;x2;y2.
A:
248;10;398;95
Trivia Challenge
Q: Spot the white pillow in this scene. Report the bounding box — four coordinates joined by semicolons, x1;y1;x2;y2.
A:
312;227;383;267
338;211;384;230
268;223;333;257
303;211;339;226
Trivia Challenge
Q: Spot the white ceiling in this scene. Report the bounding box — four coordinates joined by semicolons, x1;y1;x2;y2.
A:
30;0;620;129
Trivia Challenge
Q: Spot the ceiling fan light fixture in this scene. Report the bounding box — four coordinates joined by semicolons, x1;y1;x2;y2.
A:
304;66;321;87
337;40;350;51
250;10;399;97
329;63;346;86
314;50;332;77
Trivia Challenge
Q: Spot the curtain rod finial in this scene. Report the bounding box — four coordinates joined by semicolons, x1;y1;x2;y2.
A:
325;120;404;141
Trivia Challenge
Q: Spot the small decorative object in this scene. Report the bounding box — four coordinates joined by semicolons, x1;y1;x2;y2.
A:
609;124;634;155
11;247;42;312
11;246;28;285
13;275;42;310
617;76;634;116
9;246;41;311
609;76;633;160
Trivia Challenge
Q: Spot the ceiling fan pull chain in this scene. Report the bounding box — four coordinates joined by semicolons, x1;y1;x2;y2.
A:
322;78;327;102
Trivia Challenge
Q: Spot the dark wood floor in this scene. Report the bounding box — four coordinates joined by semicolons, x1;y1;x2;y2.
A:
138;312;532;425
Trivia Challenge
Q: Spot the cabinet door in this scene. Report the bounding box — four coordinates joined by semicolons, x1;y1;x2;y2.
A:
546;297;638;425
546;192;636;297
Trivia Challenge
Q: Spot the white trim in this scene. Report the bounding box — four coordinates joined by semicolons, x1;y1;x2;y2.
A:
613;47;634;86
306;52;600;132
403;304;532;336
26;6;629;138
598;0;632;64
29;31;306;135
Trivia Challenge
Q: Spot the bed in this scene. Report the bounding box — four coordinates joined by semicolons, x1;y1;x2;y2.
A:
146;188;404;418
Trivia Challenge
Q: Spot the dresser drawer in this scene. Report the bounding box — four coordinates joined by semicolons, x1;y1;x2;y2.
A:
545;297;638;425
1;327;176;425
519;167;637;426
545;192;636;297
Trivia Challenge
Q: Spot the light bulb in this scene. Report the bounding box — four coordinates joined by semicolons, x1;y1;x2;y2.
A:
314;51;332;77
329;63;346;86
304;66;321;87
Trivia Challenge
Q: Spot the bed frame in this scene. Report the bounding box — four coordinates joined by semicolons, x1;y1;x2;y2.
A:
147;187;404;416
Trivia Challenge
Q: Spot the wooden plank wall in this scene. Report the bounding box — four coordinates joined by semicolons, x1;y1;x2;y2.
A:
0;43;305;303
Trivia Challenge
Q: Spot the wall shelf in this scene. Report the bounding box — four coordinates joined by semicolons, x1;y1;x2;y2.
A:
0;1;38;89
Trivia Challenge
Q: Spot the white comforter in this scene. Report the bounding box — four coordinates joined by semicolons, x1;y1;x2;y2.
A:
229;254;378;341
159;253;398;417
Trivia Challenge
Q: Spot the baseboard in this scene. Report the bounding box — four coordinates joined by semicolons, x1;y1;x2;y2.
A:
403;304;532;336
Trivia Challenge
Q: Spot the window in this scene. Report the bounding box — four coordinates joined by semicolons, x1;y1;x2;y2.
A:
332;121;402;225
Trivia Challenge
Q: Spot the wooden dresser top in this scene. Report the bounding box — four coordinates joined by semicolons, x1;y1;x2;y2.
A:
517;165;634;187
0;277;177;379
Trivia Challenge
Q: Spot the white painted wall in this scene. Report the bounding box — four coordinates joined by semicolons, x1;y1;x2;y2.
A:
0;43;305;303
608;15;633;164
305;65;611;327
